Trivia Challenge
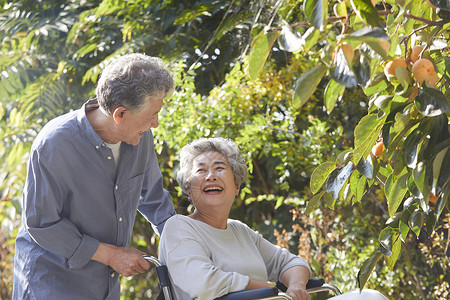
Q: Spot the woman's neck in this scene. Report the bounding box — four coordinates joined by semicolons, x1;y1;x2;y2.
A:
189;210;228;229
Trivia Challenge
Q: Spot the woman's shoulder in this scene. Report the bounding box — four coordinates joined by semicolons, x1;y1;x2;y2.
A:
227;218;257;236
164;214;193;230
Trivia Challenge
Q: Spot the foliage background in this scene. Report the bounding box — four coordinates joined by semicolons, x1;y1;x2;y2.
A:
0;0;449;299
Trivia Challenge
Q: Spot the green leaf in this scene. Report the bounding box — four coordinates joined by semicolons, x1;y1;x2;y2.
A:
415;86;450;117
305;191;325;214
432;148;448;191
247;30;281;80
353;113;386;166
331;49;358;88
326;161;354;199
336;150;353;164
385;234;401;270
302;27;321;53
354;53;371;87
304;0;328;31
413;162;429;199
395;66;412;89
404;128;424;169
379;226;395;256
355;175;367;203
357;249;383;291
437;148;450;190
323;191;336;209
356;154;373;180
373;95;393;110
310;161;336;193
399;220;410;242
209;12;254;45
292;64;327;110
364;73;389;96
388;172;410;217
409;210;424;238
344;27;390;59
324;79;345;114
350;0;380;27
333;2;347;17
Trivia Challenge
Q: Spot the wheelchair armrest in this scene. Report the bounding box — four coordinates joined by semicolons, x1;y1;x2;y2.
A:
214;286;279;300
276;278;325;292
214;278;326;300
306;278;326;289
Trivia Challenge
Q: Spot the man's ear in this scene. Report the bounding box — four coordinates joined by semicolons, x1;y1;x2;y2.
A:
112;106;128;124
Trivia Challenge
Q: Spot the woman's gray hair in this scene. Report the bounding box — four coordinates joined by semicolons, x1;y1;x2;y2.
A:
96;53;174;114
177;137;247;195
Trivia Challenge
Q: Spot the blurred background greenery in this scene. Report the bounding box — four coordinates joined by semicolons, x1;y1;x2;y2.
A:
0;0;448;299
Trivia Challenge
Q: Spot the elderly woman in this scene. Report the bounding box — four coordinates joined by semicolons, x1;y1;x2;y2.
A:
158;137;311;300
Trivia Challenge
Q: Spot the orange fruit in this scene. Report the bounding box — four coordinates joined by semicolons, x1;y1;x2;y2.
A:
412;58;434;84
409;45;423;64
371;140;384;157
427;71;439;88
384;58;407;80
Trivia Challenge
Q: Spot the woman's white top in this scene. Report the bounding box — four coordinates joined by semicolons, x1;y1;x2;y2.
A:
158;214;311;300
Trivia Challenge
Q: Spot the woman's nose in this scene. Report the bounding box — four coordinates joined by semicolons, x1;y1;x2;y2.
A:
205;170;217;181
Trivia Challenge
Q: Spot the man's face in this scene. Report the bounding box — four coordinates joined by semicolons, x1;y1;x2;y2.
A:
118;97;163;146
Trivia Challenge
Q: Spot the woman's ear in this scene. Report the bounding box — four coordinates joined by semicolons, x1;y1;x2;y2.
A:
112;106;128;124
236;182;245;197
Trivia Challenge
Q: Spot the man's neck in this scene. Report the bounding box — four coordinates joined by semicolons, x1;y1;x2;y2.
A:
86;107;120;144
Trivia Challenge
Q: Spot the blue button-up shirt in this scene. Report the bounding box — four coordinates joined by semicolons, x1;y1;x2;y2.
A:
13;99;176;299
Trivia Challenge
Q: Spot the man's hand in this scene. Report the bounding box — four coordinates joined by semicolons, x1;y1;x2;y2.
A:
92;243;150;277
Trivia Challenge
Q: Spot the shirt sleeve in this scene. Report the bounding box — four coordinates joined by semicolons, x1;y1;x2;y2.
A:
24;149;99;270
159;217;249;300
137;132;176;236
246;225;311;283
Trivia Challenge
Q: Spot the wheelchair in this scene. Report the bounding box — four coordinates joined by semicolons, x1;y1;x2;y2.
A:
143;255;342;300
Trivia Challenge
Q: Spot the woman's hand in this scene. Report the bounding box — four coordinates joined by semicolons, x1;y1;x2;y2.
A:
281;266;311;300
286;284;310;300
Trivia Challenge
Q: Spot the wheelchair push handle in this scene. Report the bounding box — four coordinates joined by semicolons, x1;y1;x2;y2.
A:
143;255;174;300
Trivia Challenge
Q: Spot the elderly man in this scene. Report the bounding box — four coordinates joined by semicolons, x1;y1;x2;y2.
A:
13;53;176;299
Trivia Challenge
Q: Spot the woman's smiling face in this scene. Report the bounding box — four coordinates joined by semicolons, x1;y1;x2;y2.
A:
189;151;240;210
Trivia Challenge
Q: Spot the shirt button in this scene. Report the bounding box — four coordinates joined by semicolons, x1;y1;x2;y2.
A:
115;185;118;190
111;273;115;277
119;217;123;222
102;143;106;147
95;146;99;149
107;156;112;160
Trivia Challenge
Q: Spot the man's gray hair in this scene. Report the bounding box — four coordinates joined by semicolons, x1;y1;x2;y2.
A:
96;53;174;114
177;137;247;195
